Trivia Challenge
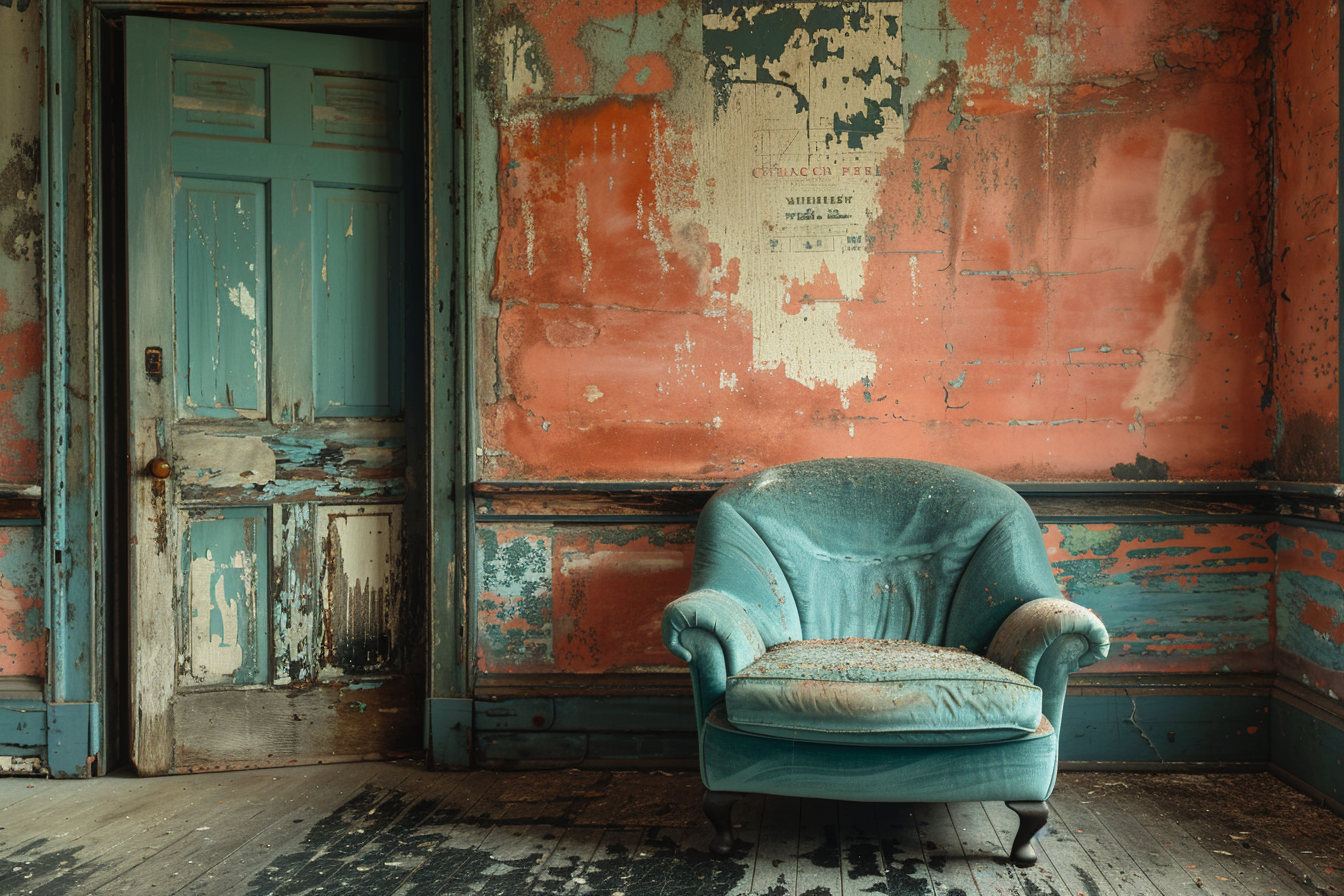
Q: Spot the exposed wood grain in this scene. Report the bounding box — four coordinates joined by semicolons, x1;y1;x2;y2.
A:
916;802;983;896
2;767;1341;896
1047;778;1219;896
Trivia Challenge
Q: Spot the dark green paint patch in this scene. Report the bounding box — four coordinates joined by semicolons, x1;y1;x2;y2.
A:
1110;454;1170;480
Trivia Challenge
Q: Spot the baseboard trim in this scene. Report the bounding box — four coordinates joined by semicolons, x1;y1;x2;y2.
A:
1268;763;1344;818
1058;761;1267;773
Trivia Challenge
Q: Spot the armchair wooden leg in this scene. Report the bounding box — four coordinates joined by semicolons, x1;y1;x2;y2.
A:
702;789;743;856
1005;800;1049;866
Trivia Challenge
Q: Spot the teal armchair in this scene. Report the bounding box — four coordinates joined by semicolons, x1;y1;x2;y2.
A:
663;458;1109;865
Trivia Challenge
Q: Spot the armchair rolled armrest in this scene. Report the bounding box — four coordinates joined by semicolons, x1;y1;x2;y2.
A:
987;598;1110;730
663;590;768;723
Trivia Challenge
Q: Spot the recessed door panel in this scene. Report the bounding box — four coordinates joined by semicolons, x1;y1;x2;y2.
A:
314;189;402;418
180;507;270;688
174;179;268;418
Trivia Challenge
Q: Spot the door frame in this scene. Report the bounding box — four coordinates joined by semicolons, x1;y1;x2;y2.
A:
41;0;471;776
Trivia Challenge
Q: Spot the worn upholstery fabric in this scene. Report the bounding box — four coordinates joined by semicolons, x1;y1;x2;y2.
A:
663;458;1111;805
701;704;1059;802
725;638;1042;745
687;458;1063;652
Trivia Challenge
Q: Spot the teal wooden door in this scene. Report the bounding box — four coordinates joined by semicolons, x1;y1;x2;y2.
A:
125;17;422;774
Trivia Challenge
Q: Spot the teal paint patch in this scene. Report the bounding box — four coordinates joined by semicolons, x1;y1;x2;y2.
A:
476;527;554;667
1276;569;1344;677
1057;524;1186;558
1059;693;1270;764
427;696;472;768
0;526;44;673
1053;524;1273;664
0;701;45;751
180;508;270;687
313;189;404;418
175;180;268;417
46;702;93;777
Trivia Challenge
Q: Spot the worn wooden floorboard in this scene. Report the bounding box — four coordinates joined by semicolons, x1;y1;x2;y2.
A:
794;797;841;896
750;795;799;896
839;801;890;896
81;768;347;896
917;801;985;896
1033;797;1122;896
15;769;302;896
1049;777;1217;896
178;763;393;895
1;766;1341;896
946;801;1034;896
1080;773;1333;896
1047;782;1178;896
980;803;1071;896
880;803;938;896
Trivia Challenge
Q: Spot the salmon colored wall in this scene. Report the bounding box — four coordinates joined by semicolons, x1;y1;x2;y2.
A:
476;0;1277;482
0;527;43;678
0;3;44;488
0;3;45;681
1272;0;1340;482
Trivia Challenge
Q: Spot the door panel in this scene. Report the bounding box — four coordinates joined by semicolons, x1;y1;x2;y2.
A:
126;17;421;774
174;179;269;418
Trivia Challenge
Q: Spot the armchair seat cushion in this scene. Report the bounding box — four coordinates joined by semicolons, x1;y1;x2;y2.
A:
724;638;1044;746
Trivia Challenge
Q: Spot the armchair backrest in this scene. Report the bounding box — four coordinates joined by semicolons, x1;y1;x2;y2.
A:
688;458;1061;653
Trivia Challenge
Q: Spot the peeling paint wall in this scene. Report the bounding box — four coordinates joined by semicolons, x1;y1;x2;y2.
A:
0;528;43;678
1047;522;1273;674
1276;523;1344;702
476;0;1276;482
1271;1;1340;481
476;523;695;674
0;2;44;486
475;517;1272;677
0;0;44;682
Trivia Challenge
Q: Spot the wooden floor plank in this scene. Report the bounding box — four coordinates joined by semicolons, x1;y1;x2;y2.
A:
839;801;890;896
378;772;510;896
1032;796;1123;896
1073;775;1319;896
525;824;606;896
794;797;842;896
1050;777;1225;896
85;767;377;896
1047;780;1190;896
916;802;984;896
880;803;938;896
976;802;1069;896
946;801;1038;896
14;767;318;896
184;763;416;895
3;767;1342;896
749;794;799;896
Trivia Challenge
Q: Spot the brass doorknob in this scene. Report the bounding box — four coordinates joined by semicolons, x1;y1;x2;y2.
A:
147;458;172;479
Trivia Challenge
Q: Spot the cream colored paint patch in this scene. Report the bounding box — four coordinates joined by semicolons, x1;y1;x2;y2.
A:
500;24;547;105
186;551;247;686
560;549;686;574
1127;130;1224;415
175;432;277;488
664;4;907;396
